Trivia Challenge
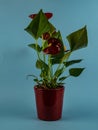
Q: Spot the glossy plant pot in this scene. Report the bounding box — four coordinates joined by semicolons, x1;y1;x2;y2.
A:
34;86;64;121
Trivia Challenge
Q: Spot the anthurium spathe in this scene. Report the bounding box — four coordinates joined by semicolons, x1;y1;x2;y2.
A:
29;12;53;19
43;38;62;55
25;9;88;89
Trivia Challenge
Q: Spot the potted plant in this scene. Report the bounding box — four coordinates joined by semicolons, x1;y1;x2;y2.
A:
24;9;88;121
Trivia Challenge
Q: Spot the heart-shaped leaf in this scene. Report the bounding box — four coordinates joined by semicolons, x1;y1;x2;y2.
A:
54;67;64;79
64;59;82;67
67;26;88;51
28;43;42;52
69;68;85;77
25;9;55;39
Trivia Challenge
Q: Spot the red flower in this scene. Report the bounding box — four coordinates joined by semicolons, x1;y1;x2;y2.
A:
48;38;62;48
43;38;62;55
42;32;50;40
29;12;53;19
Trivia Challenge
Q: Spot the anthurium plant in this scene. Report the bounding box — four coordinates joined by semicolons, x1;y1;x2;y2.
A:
25;9;88;89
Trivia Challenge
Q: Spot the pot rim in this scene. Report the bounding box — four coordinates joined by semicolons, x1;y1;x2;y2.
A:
34;85;65;91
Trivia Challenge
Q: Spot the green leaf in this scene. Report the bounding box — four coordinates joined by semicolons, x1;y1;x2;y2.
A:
25;9;55;39
28;43;42;52
36;59;48;69
36;60;49;79
60;51;71;63
59;76;68;81
67;26;88;51
36;60;41;69
48;22;56;34
69;68;85;77
26;74;37;79
26;74;39;83
64;59;82;67
51;51;71;65
52;30;63;41
40;71;48;78
42;41;48;50
54;67;64;79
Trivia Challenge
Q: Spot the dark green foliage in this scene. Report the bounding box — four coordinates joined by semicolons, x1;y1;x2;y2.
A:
69;68;85;77
25;9;88;88
67;26;88;51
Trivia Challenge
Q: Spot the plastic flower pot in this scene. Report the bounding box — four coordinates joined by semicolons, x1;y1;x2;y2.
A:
34;86;64;121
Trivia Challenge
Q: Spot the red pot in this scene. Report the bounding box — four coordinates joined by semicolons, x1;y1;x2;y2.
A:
34;86;64;121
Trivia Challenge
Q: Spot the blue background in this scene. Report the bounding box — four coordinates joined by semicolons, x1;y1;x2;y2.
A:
0;0;98;130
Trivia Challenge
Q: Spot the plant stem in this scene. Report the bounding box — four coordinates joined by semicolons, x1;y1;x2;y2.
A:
48;55;52;83
36;40;40;59
53;63;62;78
42;39;46;62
